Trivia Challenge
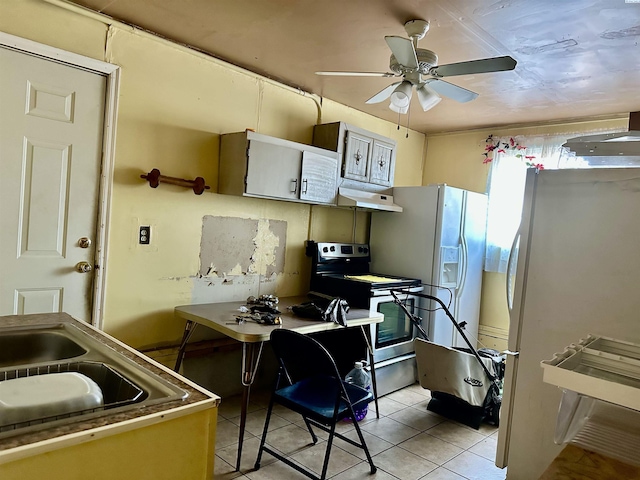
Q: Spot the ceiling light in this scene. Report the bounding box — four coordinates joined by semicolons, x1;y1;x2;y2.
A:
389;81;412;111
416;84;442;112
389;102;409;114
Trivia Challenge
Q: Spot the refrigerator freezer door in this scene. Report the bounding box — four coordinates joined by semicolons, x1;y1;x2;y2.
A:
429;186;464;346
496;168;640;479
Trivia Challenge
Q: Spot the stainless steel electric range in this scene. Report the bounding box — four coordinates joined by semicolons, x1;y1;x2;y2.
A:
306;241;423;396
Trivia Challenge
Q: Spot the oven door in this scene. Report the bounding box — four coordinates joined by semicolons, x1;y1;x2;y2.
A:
369;293;421;363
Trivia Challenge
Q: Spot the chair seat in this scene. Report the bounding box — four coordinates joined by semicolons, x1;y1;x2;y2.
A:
275;375;372;423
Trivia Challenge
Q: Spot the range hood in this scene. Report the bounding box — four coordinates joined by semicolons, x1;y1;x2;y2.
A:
563;112;640;166
337;187;403;212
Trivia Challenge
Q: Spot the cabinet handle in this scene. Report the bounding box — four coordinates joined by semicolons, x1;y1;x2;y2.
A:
354;150;362;165
290;179;298;194
378;157;386;169
302;179;308;194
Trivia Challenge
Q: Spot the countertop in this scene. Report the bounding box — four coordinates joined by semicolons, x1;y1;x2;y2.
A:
0;312;219;462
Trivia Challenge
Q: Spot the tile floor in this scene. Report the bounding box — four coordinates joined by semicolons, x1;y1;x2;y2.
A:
213;383;507;480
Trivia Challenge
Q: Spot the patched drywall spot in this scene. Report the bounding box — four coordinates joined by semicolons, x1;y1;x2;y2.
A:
199;216;286;279
200;216;258;276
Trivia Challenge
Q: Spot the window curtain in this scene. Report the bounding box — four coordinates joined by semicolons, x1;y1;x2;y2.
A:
483;134;589;273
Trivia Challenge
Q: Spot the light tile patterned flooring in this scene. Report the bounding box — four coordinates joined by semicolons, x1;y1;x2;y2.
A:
214;383;507;480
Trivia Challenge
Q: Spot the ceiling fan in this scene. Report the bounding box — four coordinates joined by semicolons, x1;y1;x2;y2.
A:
316;20;517;114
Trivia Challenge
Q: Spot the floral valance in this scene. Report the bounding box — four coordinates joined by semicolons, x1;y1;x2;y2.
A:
482;134;544;170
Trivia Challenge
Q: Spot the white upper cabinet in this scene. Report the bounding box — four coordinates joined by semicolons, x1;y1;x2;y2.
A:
343;131;372;183
369;139;394;186
299;151;340;204
313;122;397;189
219;130;339;205
245;140;301;200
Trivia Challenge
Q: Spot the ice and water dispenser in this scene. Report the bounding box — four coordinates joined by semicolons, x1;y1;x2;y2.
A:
438;246;460;288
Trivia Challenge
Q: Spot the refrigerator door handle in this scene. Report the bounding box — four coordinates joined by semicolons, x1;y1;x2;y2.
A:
506;231;521;311
457;239;468;293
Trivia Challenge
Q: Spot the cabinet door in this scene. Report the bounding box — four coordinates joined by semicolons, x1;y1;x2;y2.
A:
369;140;394;186
343;131;371;182
299;151;338;205
246;140;301;200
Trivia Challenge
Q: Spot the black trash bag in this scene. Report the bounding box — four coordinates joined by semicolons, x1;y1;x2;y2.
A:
290;302;325;320
290;297;350;326
478;348;506;381
482;382;502;426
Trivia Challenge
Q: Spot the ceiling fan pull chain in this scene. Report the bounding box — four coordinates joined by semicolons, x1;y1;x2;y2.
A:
406;106;411;138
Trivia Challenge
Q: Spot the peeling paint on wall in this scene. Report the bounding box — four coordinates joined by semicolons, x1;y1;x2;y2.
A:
249;218;286;277
199;215;286;279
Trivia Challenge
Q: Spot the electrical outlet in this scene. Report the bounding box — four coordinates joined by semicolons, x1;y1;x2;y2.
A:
139;226;151;245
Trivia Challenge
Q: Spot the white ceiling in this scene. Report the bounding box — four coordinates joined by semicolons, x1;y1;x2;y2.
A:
67;0;640;134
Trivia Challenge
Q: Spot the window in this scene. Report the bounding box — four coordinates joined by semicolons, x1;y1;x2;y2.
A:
483;135;591;273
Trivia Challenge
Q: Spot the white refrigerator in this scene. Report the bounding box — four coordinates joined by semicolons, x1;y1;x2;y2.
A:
370;185;487;348
496;168;640;479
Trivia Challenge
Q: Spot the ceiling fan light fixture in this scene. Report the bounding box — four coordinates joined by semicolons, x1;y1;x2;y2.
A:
389;102;409;114
389;81;413;109
416;83;442;111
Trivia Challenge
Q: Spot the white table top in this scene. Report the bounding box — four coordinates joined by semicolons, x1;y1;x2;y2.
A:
174;296;383;343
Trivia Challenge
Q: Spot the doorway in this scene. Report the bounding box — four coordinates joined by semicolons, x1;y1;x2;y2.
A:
0;33;118;326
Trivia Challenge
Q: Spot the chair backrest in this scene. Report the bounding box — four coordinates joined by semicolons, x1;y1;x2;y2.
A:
270;329;341;385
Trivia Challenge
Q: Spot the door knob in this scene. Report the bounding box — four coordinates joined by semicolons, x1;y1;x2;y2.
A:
76;262;93;273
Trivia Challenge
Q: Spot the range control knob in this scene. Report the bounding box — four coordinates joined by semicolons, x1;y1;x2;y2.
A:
330;246;336;252
322;246;329;253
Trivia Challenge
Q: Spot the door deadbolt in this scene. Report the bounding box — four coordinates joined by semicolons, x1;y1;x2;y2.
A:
78;237;92;248
76;262;93;273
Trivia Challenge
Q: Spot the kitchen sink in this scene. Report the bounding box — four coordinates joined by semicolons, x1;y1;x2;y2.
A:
0;326;87;368
0;322;188;437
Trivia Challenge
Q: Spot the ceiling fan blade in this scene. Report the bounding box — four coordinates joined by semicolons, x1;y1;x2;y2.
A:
365;82;402;104
315;71;396;77
384;36;418;69
426;79;478;103
430;56;517;77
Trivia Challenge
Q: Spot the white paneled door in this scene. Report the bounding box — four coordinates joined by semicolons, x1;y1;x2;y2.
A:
0;47;106;321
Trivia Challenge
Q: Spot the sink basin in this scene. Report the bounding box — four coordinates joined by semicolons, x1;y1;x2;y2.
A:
0;322;188;437
0;327;87;368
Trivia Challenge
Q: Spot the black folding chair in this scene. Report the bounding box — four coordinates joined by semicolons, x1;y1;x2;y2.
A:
254;329;377;480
